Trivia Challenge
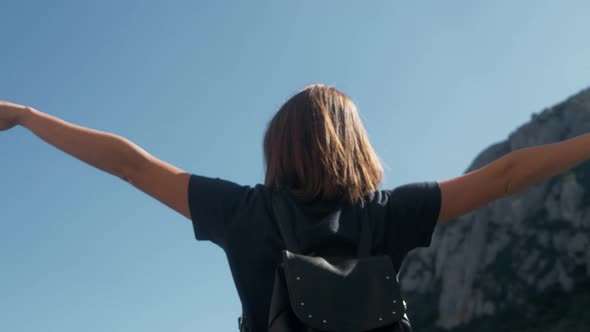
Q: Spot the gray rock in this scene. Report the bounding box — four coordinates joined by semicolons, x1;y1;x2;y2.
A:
399;86;590;330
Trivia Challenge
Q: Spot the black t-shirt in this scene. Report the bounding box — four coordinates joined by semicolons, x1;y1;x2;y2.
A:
187;174;442;332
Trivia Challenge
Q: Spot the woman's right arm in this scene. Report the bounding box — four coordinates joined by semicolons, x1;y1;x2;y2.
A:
436;132;590;224
504;133;590;196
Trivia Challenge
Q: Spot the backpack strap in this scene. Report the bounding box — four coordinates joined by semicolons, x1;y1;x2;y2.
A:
238;193;301;332
357;216;373;258
271;192;303;254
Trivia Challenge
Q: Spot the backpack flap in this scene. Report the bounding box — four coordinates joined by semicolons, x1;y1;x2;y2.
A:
282;250;406;332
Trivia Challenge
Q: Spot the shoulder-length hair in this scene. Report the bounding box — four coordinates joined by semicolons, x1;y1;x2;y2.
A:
263;84;384;206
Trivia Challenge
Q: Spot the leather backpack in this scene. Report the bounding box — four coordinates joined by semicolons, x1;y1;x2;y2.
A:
239;193;412;332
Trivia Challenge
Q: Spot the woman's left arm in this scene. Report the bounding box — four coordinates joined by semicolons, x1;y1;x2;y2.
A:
16;106;193;220
19;106;146;179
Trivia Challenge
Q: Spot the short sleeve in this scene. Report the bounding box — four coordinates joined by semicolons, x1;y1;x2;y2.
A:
187;174;253;249
385;181;441;252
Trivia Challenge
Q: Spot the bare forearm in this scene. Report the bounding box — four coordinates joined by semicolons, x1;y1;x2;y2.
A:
506;132;590;195
19;107;152;179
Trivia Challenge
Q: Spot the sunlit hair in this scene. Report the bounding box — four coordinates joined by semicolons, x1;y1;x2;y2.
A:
263;84;384;206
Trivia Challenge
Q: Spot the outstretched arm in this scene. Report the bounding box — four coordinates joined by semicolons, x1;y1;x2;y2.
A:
504;133;590;196
19;107;141;179
16;106;192;220
436;132;590;224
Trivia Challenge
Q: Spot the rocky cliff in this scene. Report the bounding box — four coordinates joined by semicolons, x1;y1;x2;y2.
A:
398;86;590;331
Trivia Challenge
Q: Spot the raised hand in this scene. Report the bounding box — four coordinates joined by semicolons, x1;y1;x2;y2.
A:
0;100;29;131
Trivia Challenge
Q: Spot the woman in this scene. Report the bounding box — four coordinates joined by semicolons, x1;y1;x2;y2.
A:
1;84;588;331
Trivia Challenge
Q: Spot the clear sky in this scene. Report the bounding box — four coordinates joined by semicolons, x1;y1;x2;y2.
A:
2;1;590;331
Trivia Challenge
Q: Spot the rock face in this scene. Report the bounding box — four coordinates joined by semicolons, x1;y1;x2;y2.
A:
398;86;590;330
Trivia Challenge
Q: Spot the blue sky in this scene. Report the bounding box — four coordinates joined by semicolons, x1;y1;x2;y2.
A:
2;1;590;331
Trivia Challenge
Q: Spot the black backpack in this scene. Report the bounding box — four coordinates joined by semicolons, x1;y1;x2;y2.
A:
239;193;412;332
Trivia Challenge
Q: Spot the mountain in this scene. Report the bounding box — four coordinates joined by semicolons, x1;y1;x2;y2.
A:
398;86;590;331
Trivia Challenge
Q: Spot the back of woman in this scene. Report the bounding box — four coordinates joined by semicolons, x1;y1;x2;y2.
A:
186;85;441;331
13;82;571;331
